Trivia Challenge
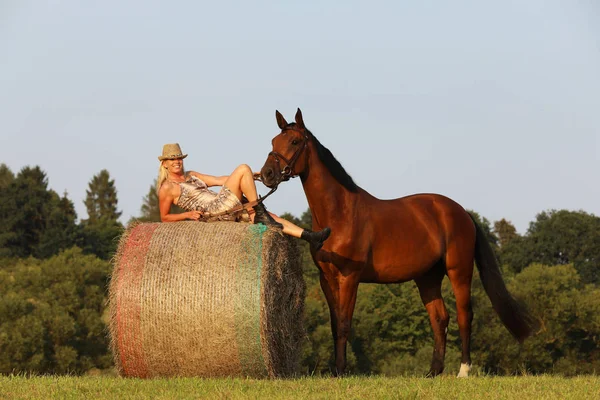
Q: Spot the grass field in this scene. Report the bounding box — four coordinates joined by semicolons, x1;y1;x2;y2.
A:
1;375;599;400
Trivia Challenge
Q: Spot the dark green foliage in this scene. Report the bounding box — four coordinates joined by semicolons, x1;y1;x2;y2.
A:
351;283;433;374
300;209;313;230
0;164;18;258
1;166;52;258
79;218;123;261
83;170;122;223
472;264;600;375
498;235;533;274
494;218;518;248
500;210;600;283
0;248;112;374
137;179;161;222
0;166;79;259
36;192;79;259
0;164;14;189
80;170;123;260
301;283;336;374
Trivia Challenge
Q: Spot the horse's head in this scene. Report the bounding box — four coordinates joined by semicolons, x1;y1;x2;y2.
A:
260;108;311;188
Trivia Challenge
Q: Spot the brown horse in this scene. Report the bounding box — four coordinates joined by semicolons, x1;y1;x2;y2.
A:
260;108;535;377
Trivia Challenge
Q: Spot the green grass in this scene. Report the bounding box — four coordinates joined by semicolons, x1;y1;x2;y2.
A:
1;375;599;400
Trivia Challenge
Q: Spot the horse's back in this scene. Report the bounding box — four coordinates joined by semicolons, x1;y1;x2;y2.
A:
368;192;473;231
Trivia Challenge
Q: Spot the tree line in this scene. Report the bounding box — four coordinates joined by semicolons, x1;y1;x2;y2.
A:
1;163;599;375
0;164;122;261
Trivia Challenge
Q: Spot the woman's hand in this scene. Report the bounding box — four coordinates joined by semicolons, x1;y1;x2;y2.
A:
186;211;202;221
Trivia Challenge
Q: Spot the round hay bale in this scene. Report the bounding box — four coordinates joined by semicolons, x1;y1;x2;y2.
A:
108;221;305;378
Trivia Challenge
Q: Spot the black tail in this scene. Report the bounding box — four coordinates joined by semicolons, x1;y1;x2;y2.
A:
470;216;536;342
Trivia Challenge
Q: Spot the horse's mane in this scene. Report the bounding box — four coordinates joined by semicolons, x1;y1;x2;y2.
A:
286;123;359;193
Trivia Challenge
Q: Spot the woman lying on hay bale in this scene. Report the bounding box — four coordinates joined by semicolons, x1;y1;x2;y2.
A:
157;143;331;250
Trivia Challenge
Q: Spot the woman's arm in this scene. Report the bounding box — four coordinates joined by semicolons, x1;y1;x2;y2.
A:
188;171;227;187
159;183;201;222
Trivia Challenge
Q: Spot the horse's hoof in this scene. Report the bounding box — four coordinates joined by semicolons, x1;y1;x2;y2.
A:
457;363;471;378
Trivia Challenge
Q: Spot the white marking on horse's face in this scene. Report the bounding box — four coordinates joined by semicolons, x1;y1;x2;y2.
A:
457;363;471;378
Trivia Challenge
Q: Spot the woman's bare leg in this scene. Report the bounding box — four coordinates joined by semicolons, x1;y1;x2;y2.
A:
275;214;303;237
223;165;281;227
223;164;258;202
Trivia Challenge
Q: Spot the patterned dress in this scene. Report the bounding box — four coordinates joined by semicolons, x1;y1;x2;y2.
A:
175;175;249;222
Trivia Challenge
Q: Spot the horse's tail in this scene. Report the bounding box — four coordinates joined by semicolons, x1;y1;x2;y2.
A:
470;215;536;342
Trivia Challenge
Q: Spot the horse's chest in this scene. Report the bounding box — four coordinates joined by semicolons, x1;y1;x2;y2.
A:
314;242;369;275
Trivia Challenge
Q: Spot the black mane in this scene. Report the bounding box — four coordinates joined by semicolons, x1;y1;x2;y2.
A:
286;123;359;193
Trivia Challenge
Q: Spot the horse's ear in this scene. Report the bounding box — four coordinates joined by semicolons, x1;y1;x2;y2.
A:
295;108;305;129
275;110;288;130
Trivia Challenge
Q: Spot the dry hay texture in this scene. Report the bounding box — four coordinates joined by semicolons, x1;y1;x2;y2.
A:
108;221;305;378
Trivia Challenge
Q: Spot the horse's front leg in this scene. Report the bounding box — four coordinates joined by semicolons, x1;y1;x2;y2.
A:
319;271;360;376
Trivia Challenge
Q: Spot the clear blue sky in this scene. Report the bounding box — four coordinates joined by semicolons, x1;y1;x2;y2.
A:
1;1;598;233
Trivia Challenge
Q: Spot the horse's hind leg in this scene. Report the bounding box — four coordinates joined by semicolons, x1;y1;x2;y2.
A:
415;263;449;377
446;247;475;377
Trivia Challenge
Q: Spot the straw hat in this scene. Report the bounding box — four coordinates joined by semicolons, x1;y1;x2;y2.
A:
158;143;188;161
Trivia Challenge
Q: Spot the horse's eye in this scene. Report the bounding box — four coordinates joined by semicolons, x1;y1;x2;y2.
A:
291;139;299;146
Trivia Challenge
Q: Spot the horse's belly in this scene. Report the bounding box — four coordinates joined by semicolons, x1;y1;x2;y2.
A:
361;251;441;283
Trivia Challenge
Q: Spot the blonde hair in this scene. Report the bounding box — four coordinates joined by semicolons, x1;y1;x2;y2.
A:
156;160;186;195
157;161;169;195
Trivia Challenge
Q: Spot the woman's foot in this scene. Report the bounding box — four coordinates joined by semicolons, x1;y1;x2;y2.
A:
301;227;331;250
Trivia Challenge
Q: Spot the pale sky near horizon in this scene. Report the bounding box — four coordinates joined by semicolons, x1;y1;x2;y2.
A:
1;1;598;233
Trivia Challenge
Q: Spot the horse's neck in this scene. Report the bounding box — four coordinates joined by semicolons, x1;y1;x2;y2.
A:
301;154;357;229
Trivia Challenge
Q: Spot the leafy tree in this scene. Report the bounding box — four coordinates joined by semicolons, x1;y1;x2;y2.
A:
0;167;52;258
83;169;122;223
80;170;123;260
12;166;52;257
0;247;113;374
0;166;80;259
138;179;161;222
0;164;16;256
500;210;600;283
472;263;600;375
350;283;434;374
300;209;313;229
497;235;533;274
36;192;79;259
0;163;14;189
493;218;518;248
80;218;122;261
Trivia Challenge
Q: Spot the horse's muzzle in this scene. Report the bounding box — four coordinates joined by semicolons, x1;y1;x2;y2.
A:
260;165;279;189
